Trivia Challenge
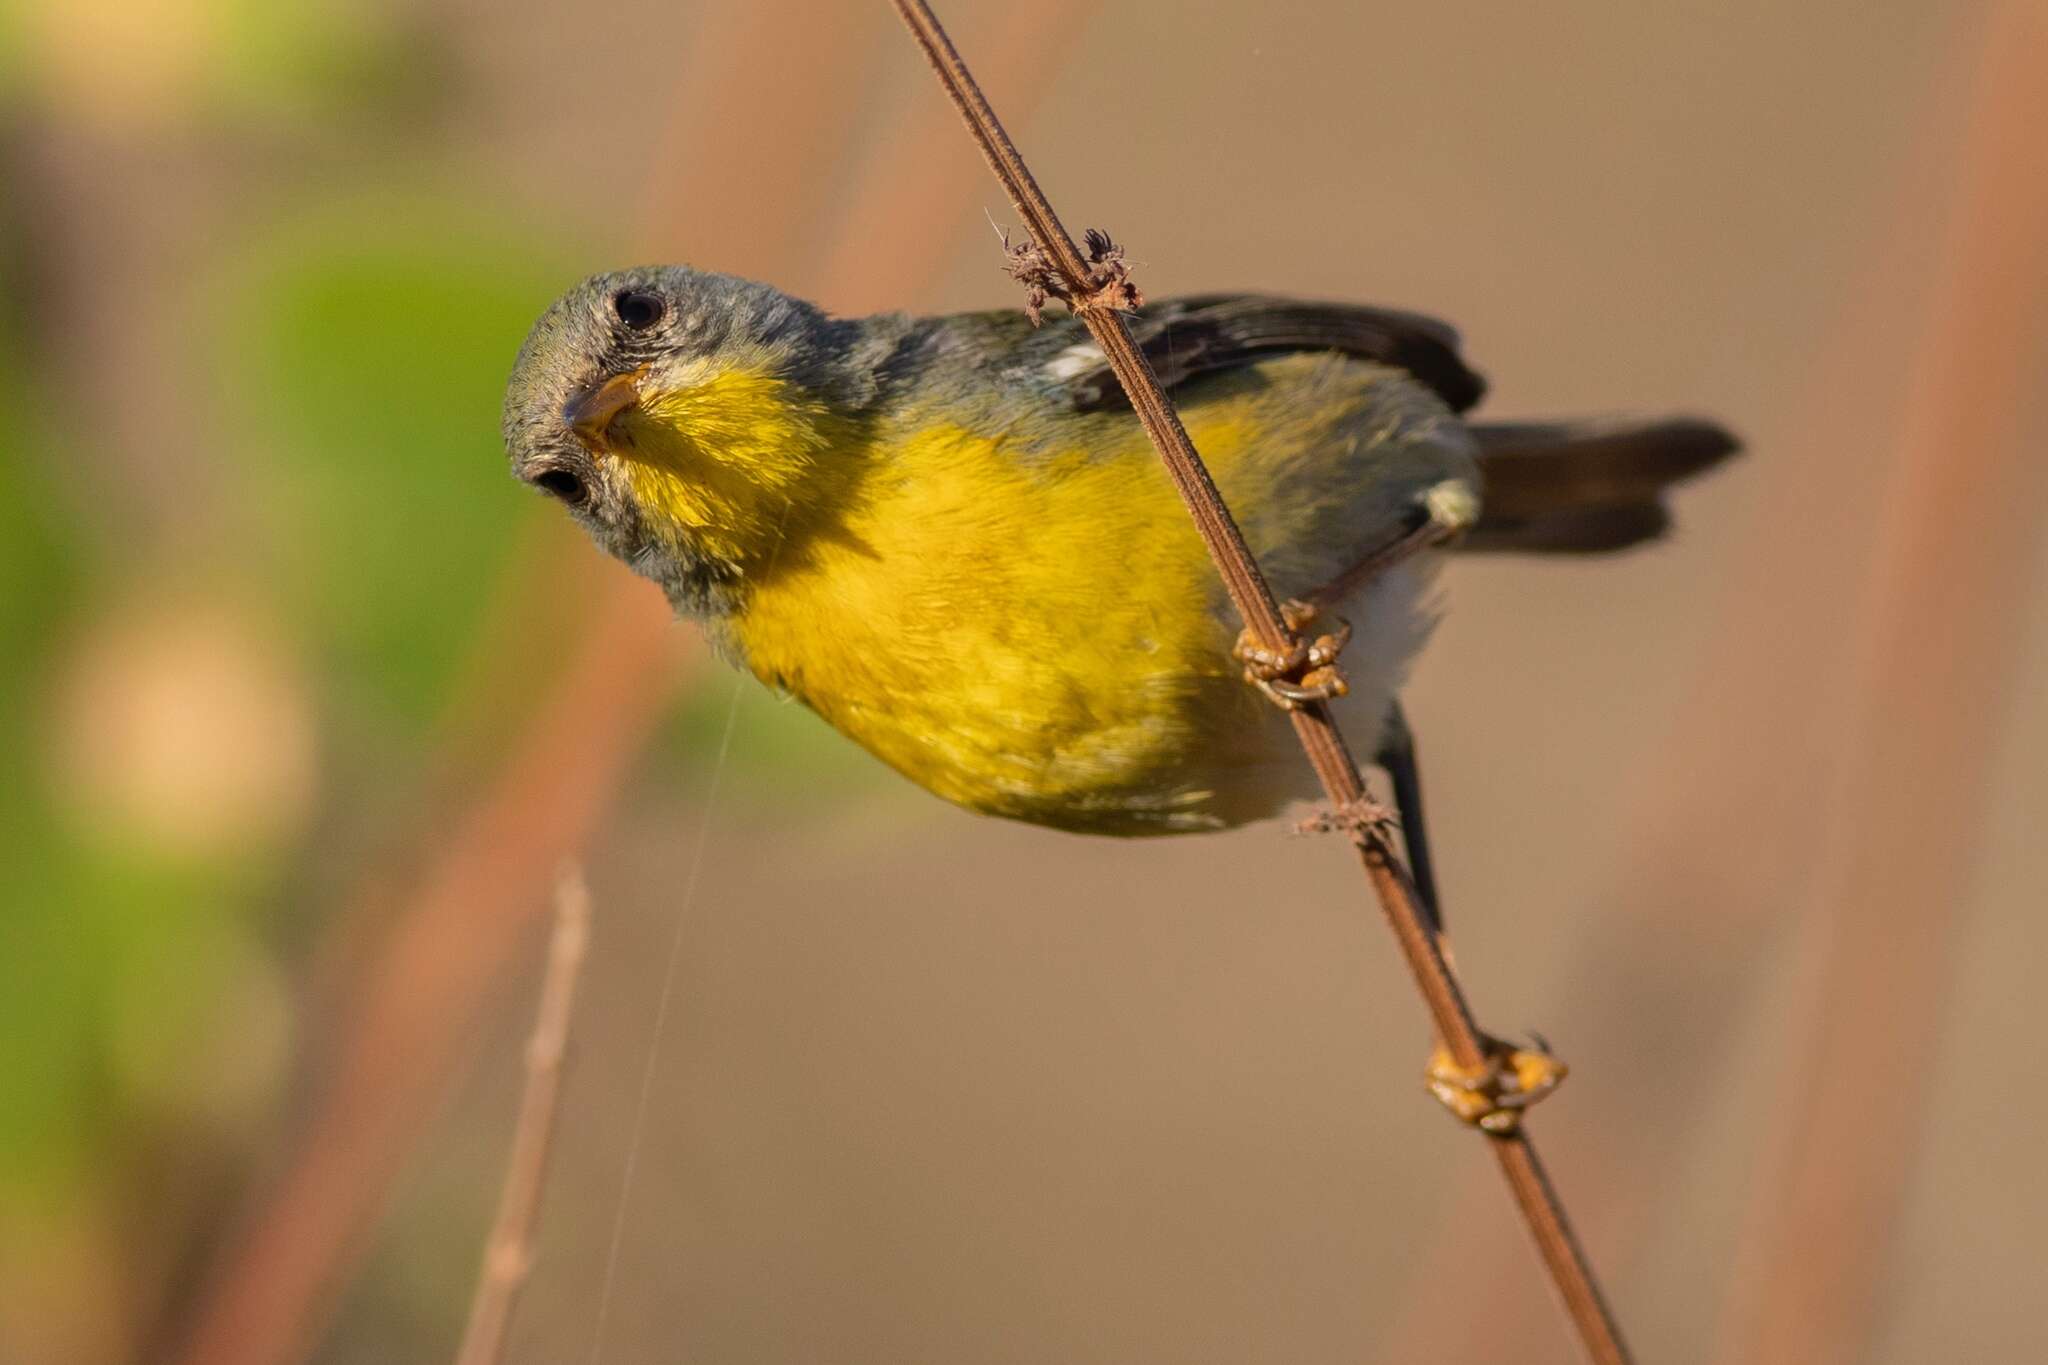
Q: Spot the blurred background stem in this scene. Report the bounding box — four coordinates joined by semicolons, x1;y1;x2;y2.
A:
1711;7;2048;1362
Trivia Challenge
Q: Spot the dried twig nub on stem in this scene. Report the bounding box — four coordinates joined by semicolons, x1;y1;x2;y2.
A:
454;867;593;1365
886;3;1631;1362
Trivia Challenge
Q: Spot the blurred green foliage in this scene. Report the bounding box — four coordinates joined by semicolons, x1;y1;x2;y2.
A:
0;51;583;1344
0;6;896;1353
203;0;442;127
213;197;574;734
0;320;97;1206
0;137;891;1354
0;192;584;1239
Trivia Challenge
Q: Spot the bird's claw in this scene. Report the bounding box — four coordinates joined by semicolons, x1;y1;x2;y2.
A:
1425;1035;1568;1135
1235;599;1352;710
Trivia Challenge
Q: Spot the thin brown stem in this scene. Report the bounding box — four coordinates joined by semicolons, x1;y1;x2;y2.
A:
455;867;593;1365
165;578;681;1365
887;3;1629;1362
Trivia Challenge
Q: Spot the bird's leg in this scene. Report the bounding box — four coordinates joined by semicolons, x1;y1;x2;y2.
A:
1374;701;1445;936
1233;598;1352;709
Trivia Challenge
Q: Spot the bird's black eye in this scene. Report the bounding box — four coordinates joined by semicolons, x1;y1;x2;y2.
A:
612;289;665;331
533;467;587;504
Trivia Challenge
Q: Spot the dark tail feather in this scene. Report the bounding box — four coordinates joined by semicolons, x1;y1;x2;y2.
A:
1461;416;1740;553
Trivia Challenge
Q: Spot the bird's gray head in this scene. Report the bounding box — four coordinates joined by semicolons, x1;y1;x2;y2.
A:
502;265;885;611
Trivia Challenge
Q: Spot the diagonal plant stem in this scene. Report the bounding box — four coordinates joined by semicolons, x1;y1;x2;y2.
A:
455;867;593;1365
887;3;1630;1362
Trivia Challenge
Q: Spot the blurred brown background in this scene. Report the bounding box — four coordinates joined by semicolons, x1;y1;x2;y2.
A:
2;1;2044;1363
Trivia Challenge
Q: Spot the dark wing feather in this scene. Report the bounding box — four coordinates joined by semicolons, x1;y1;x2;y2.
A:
1058;293;1487;414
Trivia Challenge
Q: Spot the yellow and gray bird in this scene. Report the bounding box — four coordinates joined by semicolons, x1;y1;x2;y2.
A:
504;269;1735;840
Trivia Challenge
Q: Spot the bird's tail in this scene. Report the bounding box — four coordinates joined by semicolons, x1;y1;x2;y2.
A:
1461;416;1739;553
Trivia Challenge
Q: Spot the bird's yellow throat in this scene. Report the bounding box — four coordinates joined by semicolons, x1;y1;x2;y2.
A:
611;365;867;567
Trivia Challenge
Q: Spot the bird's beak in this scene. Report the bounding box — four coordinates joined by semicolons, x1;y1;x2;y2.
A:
564;367;649;451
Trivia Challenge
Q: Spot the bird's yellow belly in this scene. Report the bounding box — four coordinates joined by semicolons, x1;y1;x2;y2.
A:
731;437;1275;831
726;356;1454;832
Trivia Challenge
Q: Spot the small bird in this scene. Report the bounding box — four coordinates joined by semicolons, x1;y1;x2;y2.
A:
504;267;1734;837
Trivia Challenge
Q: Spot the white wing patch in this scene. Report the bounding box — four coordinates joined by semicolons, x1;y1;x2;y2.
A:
1043;341;1106;381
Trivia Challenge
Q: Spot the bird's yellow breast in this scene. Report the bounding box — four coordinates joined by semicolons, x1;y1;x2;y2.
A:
725;355;1420;832
734;420;1265;830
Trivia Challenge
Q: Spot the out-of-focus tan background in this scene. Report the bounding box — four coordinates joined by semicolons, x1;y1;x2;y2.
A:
3;1;2045;1363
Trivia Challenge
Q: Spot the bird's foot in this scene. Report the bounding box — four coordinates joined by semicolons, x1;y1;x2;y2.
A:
1425;1035;1568;1135
1235;598;1351;710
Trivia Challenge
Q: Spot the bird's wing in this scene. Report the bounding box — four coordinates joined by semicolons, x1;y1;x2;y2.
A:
1037;293;1486;414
